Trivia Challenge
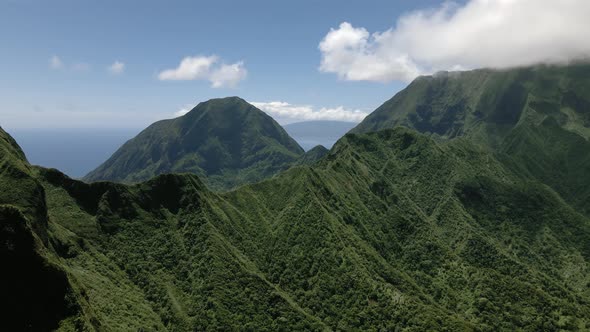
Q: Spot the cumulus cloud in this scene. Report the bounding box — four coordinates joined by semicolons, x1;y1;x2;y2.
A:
158;55;217;80
319;0;590;83
319;23;421;82
210;62;247;88
49;55;63;69
108;61;125;74
158;55;247;88
251;101;368;123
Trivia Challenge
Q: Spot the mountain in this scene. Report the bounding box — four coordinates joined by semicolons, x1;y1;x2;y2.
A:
2;116;590;330
0;126;80;331
351;63;590;143
352;63;590;215
84;97;304;191
295;145;329;165
284;120;357;150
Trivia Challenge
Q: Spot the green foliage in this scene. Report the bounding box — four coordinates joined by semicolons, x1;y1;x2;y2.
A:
352;63;590;215
0;127;82;331
498;117;590;216
4;125;586;330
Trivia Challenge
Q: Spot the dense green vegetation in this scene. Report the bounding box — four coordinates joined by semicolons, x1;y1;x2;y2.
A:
2;64;590;330
84;97;304;191
3;128;590;330
352;63;590;217
0;127;80;331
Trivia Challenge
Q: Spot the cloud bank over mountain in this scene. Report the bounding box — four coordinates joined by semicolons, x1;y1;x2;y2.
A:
251;101;368;123
319;0;590;82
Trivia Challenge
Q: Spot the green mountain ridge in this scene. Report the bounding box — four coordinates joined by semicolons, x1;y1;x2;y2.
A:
295;145;329;165
0;126;79;331
352;63;590;141
352;63;590;216
2;64;590;330
3;123;590;330
84;97;305;191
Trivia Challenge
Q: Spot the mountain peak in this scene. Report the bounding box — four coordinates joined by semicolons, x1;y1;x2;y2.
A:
197;96;250;108
84;97;303;190
352;63;590;143
181;96;263;121
0;126;28;163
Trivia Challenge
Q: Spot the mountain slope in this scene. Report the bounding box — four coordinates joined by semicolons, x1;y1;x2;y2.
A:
38;169;324;330
352;63;590;142
84;97;304;191
352;63;590;215
3;124;589;330
258;128;590;329
0;127;82;331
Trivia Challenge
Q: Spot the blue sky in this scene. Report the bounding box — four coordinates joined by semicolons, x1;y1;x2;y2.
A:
1;0;587;129
0;0;441;129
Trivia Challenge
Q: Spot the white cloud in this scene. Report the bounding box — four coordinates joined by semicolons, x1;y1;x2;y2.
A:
319;0;590;83
319;23;422;82
158;55;247;88
108;61;125;74
49;55;63;69
158;55;217;80
251;101;368;123
210;62;247;88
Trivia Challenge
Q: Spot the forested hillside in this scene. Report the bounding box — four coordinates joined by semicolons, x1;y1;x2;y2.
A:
2;118;589;330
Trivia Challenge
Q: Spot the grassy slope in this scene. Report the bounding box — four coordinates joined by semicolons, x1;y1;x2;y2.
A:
84;97;304;191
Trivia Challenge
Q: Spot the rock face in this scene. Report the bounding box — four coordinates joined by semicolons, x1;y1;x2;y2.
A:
84;97;304;191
